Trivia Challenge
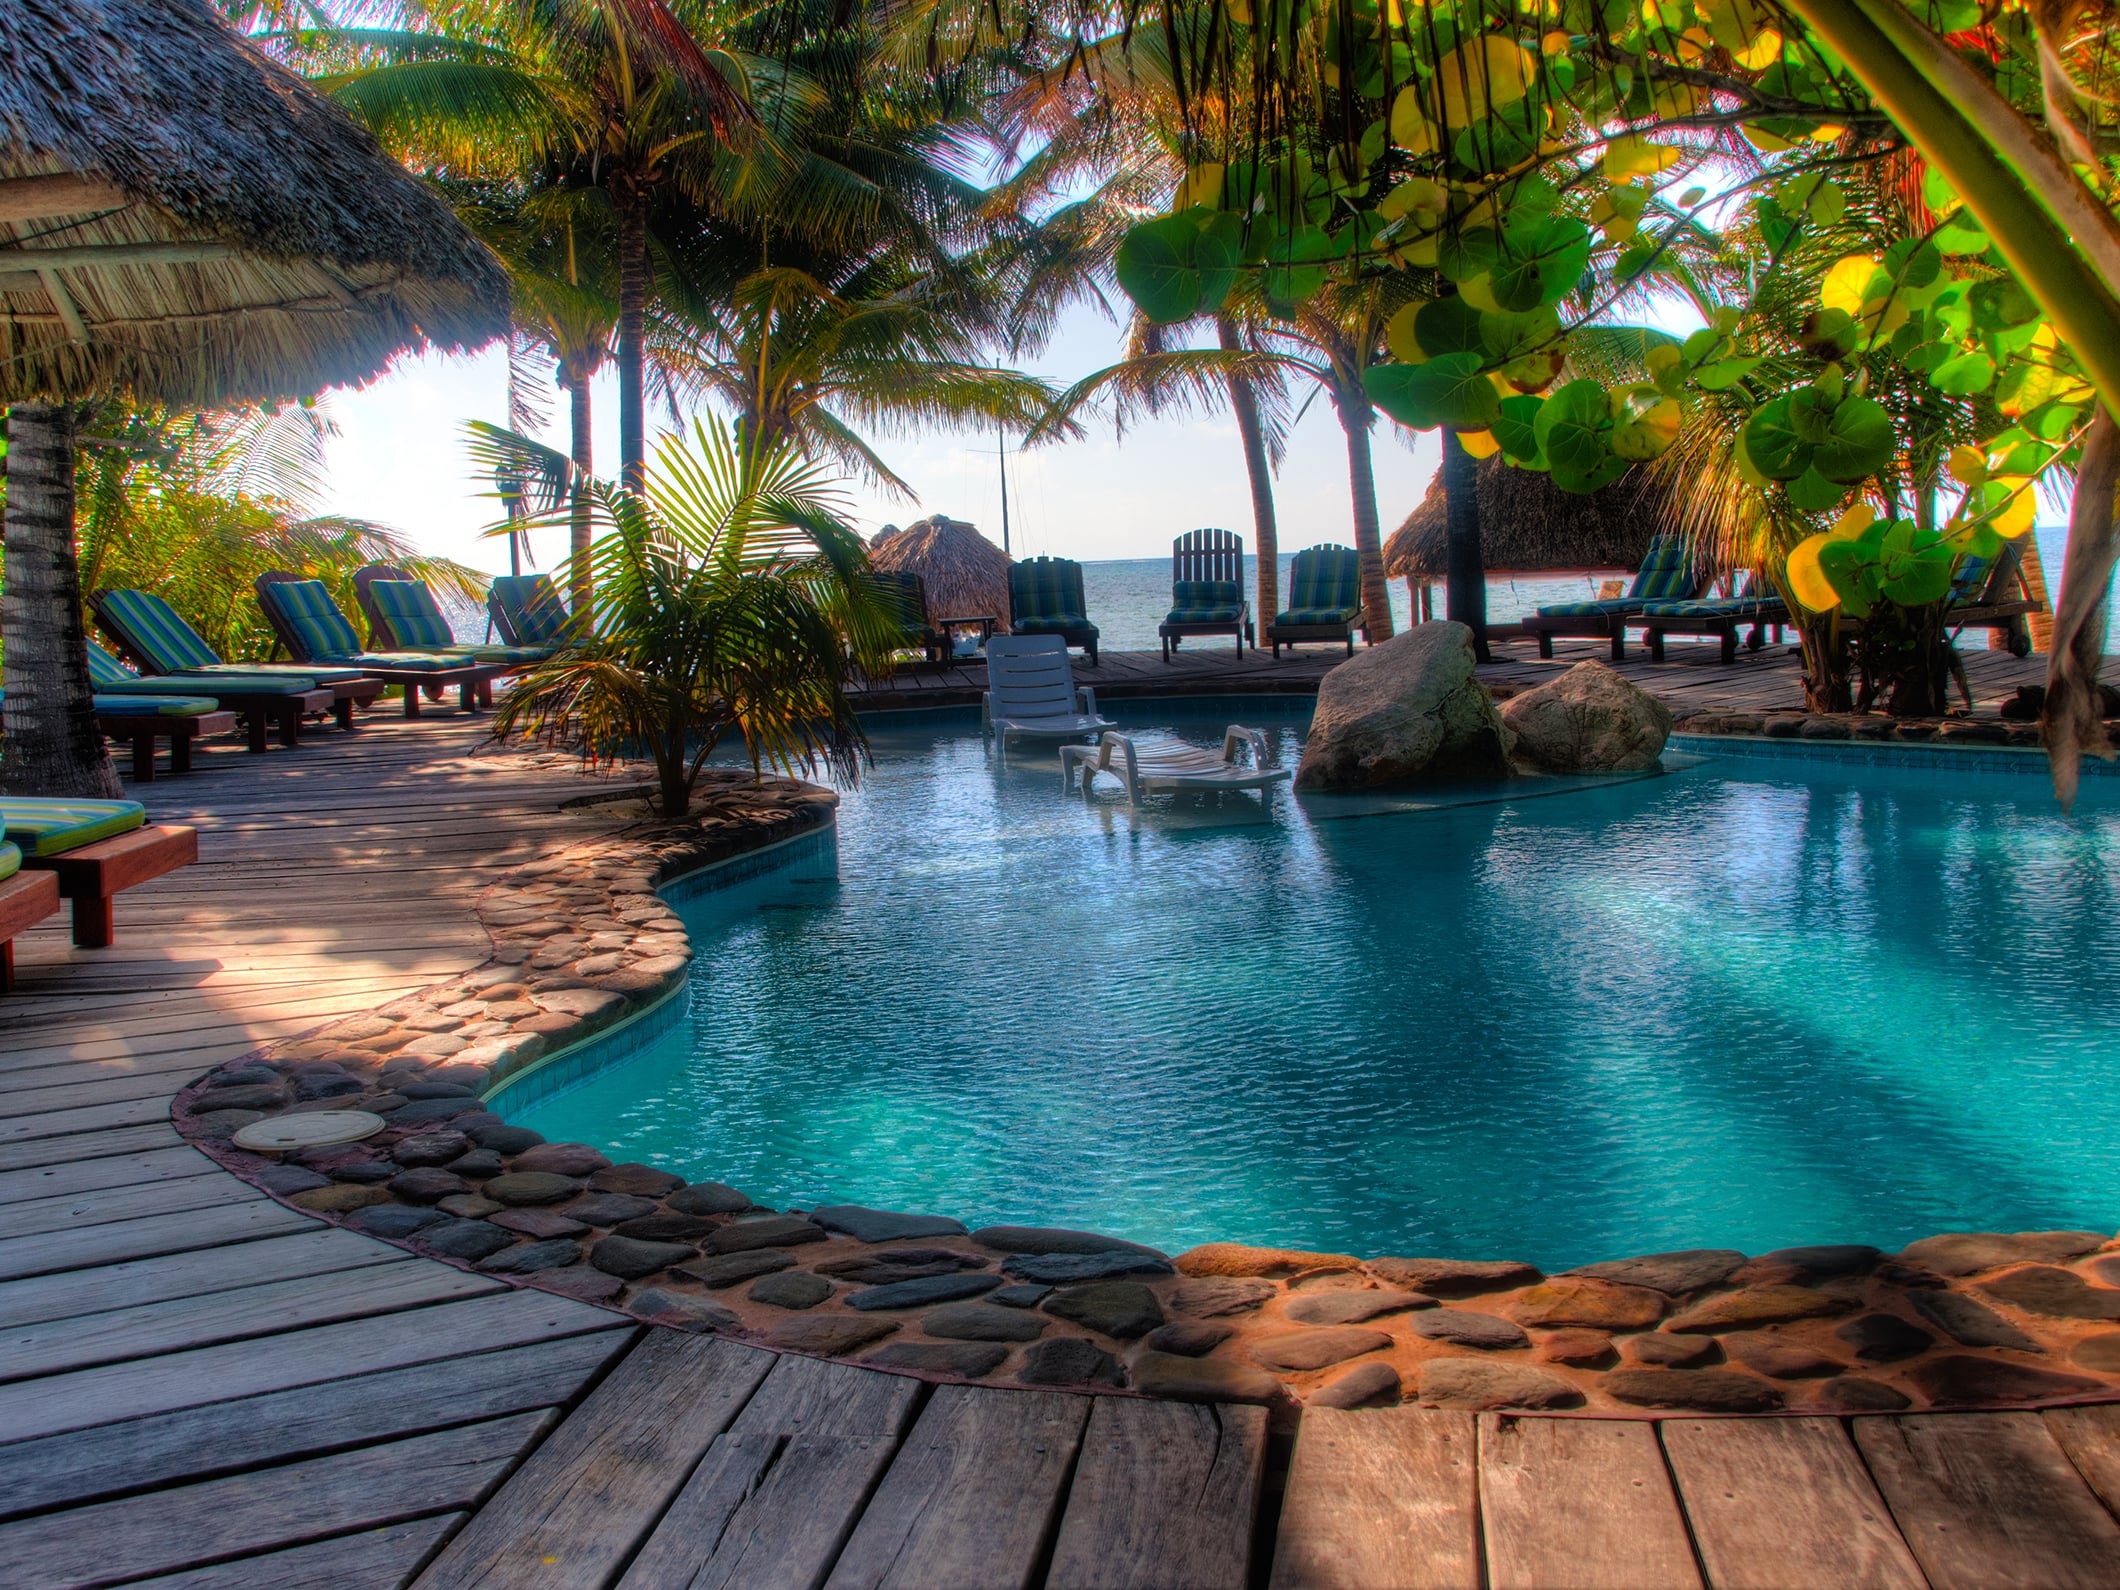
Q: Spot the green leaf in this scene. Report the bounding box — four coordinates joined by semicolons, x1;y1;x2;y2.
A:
1881;547;1955;605
1415;295;1488;358
1533;379;1610;474
1493;394;1547;465
1365;354;1502;431
1787;465;1852;513
1930;349;1995;396
1742;397;1811;480
1114;216;1205;324
1438;227;1501;284
1969;278;2039;331
1811;397;1894;483
1489;217;1593;312
1694;356;1762;392
1478;304;1561;361
1262;225;1335;310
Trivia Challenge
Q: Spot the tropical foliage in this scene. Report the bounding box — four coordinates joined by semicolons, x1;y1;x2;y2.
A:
476;418;892;816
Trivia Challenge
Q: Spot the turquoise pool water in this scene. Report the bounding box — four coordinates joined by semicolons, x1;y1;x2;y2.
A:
511;707;2120;1270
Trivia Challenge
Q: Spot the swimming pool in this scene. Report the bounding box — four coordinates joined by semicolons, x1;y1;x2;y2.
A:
509;703;2120;1271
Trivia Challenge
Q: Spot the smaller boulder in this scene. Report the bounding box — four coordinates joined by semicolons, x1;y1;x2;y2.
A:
1501;660;1672;772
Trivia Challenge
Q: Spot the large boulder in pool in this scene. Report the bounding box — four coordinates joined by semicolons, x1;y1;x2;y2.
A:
1502;661;1672;773
1295;622;1513;791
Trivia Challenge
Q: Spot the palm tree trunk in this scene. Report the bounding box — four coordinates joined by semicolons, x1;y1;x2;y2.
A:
1333;387;1395;643
2045;402;2120;808
1442;429;1490;662
1;404;121;799
614;181;648;494
1218;316;1279;631
564;358;595;613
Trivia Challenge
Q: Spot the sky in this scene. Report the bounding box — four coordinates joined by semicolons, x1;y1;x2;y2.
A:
314;300;1446;575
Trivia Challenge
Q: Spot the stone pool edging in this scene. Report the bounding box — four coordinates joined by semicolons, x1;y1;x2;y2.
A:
171;764;2120;1420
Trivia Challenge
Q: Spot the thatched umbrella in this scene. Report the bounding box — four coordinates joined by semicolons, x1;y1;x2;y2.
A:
0;0;509;796
870;515;1014;630
1385;458;1679;613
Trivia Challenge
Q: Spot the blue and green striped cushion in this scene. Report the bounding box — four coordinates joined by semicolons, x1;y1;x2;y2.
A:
489;575;573;645
1167;580;1241;623
1286;547;1361;613
1010;558;1089;624
1013;614;1098;636
1638;598;1783;619
96;589;222;672
367;580;457;650
264;580;366;660
96;693;224;717
1275;606;1362;626
1627;537;1695;601
0;841;19;883
1537;599;1639;617
84;642;316;698
0;798;147;857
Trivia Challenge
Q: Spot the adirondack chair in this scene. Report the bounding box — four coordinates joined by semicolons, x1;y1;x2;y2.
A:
1008;556;1099;663
1159;528;1252;660
1062;727;1290;805
1267;545;1365;657
982;634;1113;758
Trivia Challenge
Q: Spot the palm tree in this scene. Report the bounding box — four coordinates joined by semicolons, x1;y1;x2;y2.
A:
473;417;892;816
324;0;752;487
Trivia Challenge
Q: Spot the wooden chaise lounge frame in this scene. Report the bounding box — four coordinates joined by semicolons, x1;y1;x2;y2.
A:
254;572;503;716
19;825;200;951
0;871;60;992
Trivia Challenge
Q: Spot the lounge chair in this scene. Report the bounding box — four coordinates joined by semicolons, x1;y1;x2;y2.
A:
1267;545;1366;657
254;574;506;716
868;570;952;667
1638;572;1789;663
0;688;236;780
85;640;332;754
1944;546;2042;657
1159;528;1252;660
0;819;61;992
1522;536;1700;660
1009;556;1100;664
488;573;578;648
91;587;385;729
1063;727;1291;805
0;797;198;949
982;634;1114;755
352;565;556;666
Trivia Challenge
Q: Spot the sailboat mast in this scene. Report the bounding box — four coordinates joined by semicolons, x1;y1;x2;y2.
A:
998;428;1011;556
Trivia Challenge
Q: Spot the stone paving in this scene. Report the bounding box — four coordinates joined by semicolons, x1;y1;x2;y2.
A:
168;762;2120;1418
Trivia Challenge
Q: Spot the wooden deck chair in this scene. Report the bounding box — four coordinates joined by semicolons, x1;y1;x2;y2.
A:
1522;536;1701;660
0;840;60;992
1063;727;1291;805
90;587;383;729
1008;556;1100;663
255;574;504;716
85;639;331;753
488;573;577;648
1267;545;1365;657
1159;529;1251;660
982;634;1114;757
1638;571;1790;663
1;798;198;949
353;565;555;666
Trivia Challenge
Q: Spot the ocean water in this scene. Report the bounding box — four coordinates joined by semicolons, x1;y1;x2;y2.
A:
513;705;2120;1270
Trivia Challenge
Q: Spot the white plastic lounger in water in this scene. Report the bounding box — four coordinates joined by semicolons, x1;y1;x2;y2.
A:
982;633;1113;756
1063;727;1291;805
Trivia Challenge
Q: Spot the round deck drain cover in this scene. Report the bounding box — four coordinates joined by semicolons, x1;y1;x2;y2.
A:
231;1110;386;1152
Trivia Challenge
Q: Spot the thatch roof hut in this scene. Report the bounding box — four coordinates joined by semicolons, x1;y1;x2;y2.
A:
0;0;510;406
1385;459;1679;581
871;515;1014;628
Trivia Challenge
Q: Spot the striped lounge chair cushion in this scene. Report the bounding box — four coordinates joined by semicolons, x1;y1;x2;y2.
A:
1537;537;1698;617
0;798;147;857
367;580;458;649
1010;558;1090;625
96;588;223;671
1014;615;1098;637
95;693;224;716
266;582;457;669
1284;548;1360;613
1275;606;1362;626
86;643;318;697
489;575;573;645
1166;580;1242;623
1638;597;1783;619
0;841;19;883
1538;598;1641;616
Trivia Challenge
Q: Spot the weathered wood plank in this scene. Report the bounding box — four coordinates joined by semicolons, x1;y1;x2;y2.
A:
0;1095;175;1146
411;1331;775;1590
0;1122;183;1173
1269;1407;1479;1590
0;1067;193;1115
121;1513;462;1590
825;1385;1091;1590
2044;1403;2120;1515
1855;1411;2120;1590
0;1171;258;1242
0;1224;404;1331
1478;1414;1702;1590
0;1328;631;1522
0;1258;499;1383
1047;1397;1267;1590
0;1286;618;1443
0;1412;547;1588
618;1354;922;1590
0;1145;215;1208
1660;1417;1925;1590
0;1198;313;1283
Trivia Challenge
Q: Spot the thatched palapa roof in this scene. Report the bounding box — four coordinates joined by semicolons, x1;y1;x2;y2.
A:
870;515;1014;628
0;0;510;407
1385;458;1678;580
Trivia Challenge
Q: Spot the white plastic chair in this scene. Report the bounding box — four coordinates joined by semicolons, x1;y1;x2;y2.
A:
1062;726;1291;805
982;634;1113;757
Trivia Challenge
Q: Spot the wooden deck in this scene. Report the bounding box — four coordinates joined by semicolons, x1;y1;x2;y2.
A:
854;632;2072;718
3;700;2119;1587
